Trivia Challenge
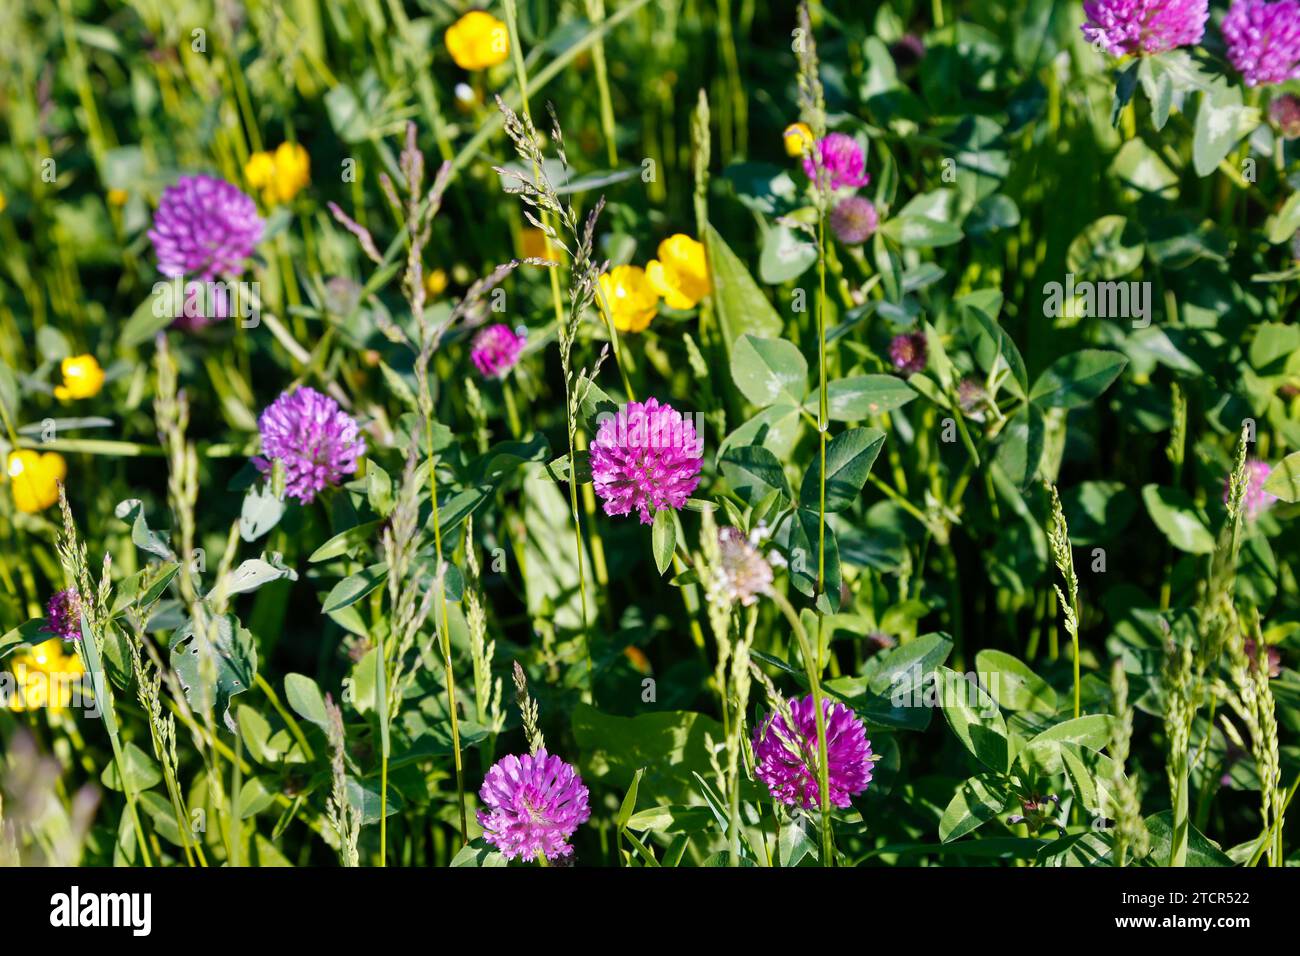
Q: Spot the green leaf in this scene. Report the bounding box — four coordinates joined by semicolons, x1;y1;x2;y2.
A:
1193;83;1260;178
114;498;175;560
719;445;792;506
940;775;1011;842
1266;192;1300;245
759;224;817;283
239;484;285;542
1025;715;1117;774
572;704;747;806
718;403;802;460
450;839;508;867
308;520;383;563
994;403;1044;488
651;510;675;576
730;333;807;408
284;672;330;731
118;292;174;350
881;214;964;248
812;375;917;420
937;666;1009;773
616;768;645;830
1066;215;1143;279
321;563;389;613
1029;350;1127;409
0;619;45;661
703;224;784;346
1142;810;1233;866
1060;481;1137;545
964;302;1028;400
345;776;403;825
975;649;1057;714
800;427;885;512
1138;56;1174;130
1060;742;1101;815
1142;484;1214;554
100;741;162;793
169;613;258;733
787;509;841;606
1262;452;1300;503
210;556;298;601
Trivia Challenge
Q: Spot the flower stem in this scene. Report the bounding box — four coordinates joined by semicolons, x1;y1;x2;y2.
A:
770;590;833;865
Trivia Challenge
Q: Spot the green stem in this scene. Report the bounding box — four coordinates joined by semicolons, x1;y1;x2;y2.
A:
770;591;833;865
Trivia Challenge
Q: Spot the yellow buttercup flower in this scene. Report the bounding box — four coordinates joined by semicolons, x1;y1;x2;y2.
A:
445;11;509;71
53;354;105;401
425;268;449;298
598;265;660;333
520;227;551;260
245;142;311;205
107;188;128;207
7;449;66;514
0;191;7;213
646;234;710;310
7;639;85;712
784;121;814;157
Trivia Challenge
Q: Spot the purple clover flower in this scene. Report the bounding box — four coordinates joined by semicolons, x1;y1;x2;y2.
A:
589;398;703;525
477;749;591;861
1223;0;1300;87
41;588;82;642
830;196;879;245
752;694;874;810
1225;459;1278;520
148;174;264;280
254;387;365;504
1081;0;1208;56
802;132;870;191
470;323;525;379
1271;93;1300;138
889;331;928;376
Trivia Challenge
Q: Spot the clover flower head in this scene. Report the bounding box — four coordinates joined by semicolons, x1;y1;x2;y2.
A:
1270;93;1300;138
802;132;870;191
1081;0;1208;56
471;323;526;379
830;196;879;245
711;526;774;607
254;386;365;504
1223;0;1300;87
42;589;82;642
589;398;703;524
752;694;874;810
889;331;928;376
477;749;591;861
148;174;264;282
